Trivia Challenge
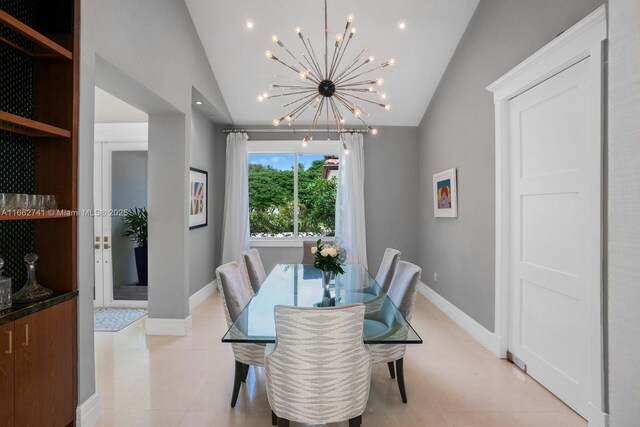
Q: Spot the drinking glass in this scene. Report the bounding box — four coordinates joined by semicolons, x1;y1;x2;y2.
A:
27;194;40;210
45;195;58;210
15;194;29;210
0;193;7;210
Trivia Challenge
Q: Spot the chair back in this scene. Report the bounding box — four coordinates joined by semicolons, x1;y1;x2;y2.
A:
216;262;251;327
242;248;267;294
386;261;422;321
375;248;401;293
301;240;317;264
265;304;371;425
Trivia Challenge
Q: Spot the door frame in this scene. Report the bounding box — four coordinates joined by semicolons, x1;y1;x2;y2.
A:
94;123;148;308
486;5;606;425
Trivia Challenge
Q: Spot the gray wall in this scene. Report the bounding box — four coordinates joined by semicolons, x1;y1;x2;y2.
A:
214;126;419;275
189;109;217;295
607;0;640;424
111;151;148;287
416;0;604;330
79;0;230;404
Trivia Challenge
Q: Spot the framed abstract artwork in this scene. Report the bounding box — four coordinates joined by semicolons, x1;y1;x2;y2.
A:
433;168;458;218
189;167;208;229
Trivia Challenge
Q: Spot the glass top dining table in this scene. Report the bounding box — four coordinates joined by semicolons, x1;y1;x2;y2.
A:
222;264;423;345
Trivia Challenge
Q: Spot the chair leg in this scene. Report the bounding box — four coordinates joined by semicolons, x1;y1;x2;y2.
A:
277;417;289;427
241;363;249;382
387;361;396;379
396;358;408;404
349;416;360;427
230;360;243;408
271;410;277;425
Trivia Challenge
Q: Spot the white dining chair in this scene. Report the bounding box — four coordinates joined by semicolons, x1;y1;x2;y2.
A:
375;248;401;293
369;260;422;403
216;261;266;407
241;248;267;294
265;304;371;426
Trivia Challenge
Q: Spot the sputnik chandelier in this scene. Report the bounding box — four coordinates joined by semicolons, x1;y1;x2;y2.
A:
258;0;394;146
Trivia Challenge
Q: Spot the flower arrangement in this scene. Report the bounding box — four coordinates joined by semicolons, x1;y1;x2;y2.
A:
312;239;346;275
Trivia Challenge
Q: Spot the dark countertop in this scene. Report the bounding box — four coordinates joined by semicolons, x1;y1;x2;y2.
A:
0;290;78;325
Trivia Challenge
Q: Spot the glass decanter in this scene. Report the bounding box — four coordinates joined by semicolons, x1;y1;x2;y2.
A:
12;253;53;304
0;258;12;310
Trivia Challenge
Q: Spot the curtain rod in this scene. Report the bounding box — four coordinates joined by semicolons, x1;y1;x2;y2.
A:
222;128;369;134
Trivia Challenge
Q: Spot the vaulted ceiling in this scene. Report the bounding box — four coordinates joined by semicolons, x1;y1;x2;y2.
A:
185;0;479;127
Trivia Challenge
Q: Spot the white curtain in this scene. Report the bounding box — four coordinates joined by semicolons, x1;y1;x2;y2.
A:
221;132;250;265
336;132;368;268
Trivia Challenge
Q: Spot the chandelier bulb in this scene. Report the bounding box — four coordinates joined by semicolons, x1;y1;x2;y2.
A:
376;78;384;85
368;87;374;92
257;94;264;102
265;50;273;58
353;109;362;117
351;27;357;35
286;115;292;122
368;56;374;63
272;34;279;43
371;128;379;135
384;104;391;111
388;58;396;66
273;119;281;127
381;92;387;99
347;14;354;23
295;26;301;34
335;33;343;42
298;70;308;79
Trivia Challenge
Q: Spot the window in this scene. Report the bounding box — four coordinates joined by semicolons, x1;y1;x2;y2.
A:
248;141;341;240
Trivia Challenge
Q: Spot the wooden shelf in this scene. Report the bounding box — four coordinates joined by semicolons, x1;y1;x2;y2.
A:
0;210;72;221
0;111;71;138
0;9;72;60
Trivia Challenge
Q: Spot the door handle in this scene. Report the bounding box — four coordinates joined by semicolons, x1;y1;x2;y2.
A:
103;236;111;250
95;236;101;249
4;330;11;354
22;324;29;347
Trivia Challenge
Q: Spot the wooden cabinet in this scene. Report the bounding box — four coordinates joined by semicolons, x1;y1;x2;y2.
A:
0;0;79;423
0;299;75;427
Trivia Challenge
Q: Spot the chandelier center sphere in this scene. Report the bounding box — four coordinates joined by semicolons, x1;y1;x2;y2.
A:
318;80;336;97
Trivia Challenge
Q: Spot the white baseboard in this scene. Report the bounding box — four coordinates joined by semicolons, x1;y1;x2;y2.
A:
145;315;193;336
587;402;609;427
76;393;101;427
418;283;502;357
189;279;217;312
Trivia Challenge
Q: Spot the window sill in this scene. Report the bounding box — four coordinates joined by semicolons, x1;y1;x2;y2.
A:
250;237;334;248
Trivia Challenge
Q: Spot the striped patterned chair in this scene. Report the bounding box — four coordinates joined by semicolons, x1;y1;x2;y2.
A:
215;261;266;408
369;260;422;403
265;304;371;427
241;248;267;294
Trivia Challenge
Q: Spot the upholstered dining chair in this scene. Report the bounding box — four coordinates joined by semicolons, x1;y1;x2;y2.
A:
241;248;267;294
215;261;266;408
265;304;371;427
368;260;422;403
375;248;401;293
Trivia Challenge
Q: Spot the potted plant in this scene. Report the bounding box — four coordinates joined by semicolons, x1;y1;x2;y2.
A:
122;207;148;286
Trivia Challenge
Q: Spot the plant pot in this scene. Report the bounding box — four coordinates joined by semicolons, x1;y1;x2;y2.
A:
134;246;148;286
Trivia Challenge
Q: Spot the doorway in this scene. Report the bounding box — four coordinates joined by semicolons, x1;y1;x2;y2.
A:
93;87;149;308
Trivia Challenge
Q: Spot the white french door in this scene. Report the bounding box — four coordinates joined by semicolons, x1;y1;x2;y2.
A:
507;57;599;418
94;141;148;308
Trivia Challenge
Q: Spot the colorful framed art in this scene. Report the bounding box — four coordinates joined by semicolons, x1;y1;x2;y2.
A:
189;167;208;229
433;168;458;218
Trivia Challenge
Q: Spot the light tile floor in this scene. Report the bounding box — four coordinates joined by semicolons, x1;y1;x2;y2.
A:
95;292;586;426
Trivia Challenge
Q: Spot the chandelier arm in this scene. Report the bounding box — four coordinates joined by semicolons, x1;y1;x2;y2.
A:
275;74;318;86
332;48;366;81
335;64;387;86
302;97;325;143
306;37;325;79
267;89;316;99
287;97;319;126
269;56;303;76
335;79;378;88
277;40;322;84
340;93;387;109
334;93;370;117
271;84;315;89
281;92;318;109
328;97;344;132
302;54;323;81
340;88;378;93
334;61;379;85
328;20;352;80
299;32;324;77
324;0;328;78
329;32;355;81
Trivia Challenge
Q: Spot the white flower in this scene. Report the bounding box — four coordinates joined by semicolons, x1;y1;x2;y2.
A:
329;248;338;257
311;246;317;254
320;248;331;257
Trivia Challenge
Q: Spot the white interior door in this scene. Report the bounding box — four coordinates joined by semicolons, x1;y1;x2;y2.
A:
94;141;148;308
508;58;598;418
